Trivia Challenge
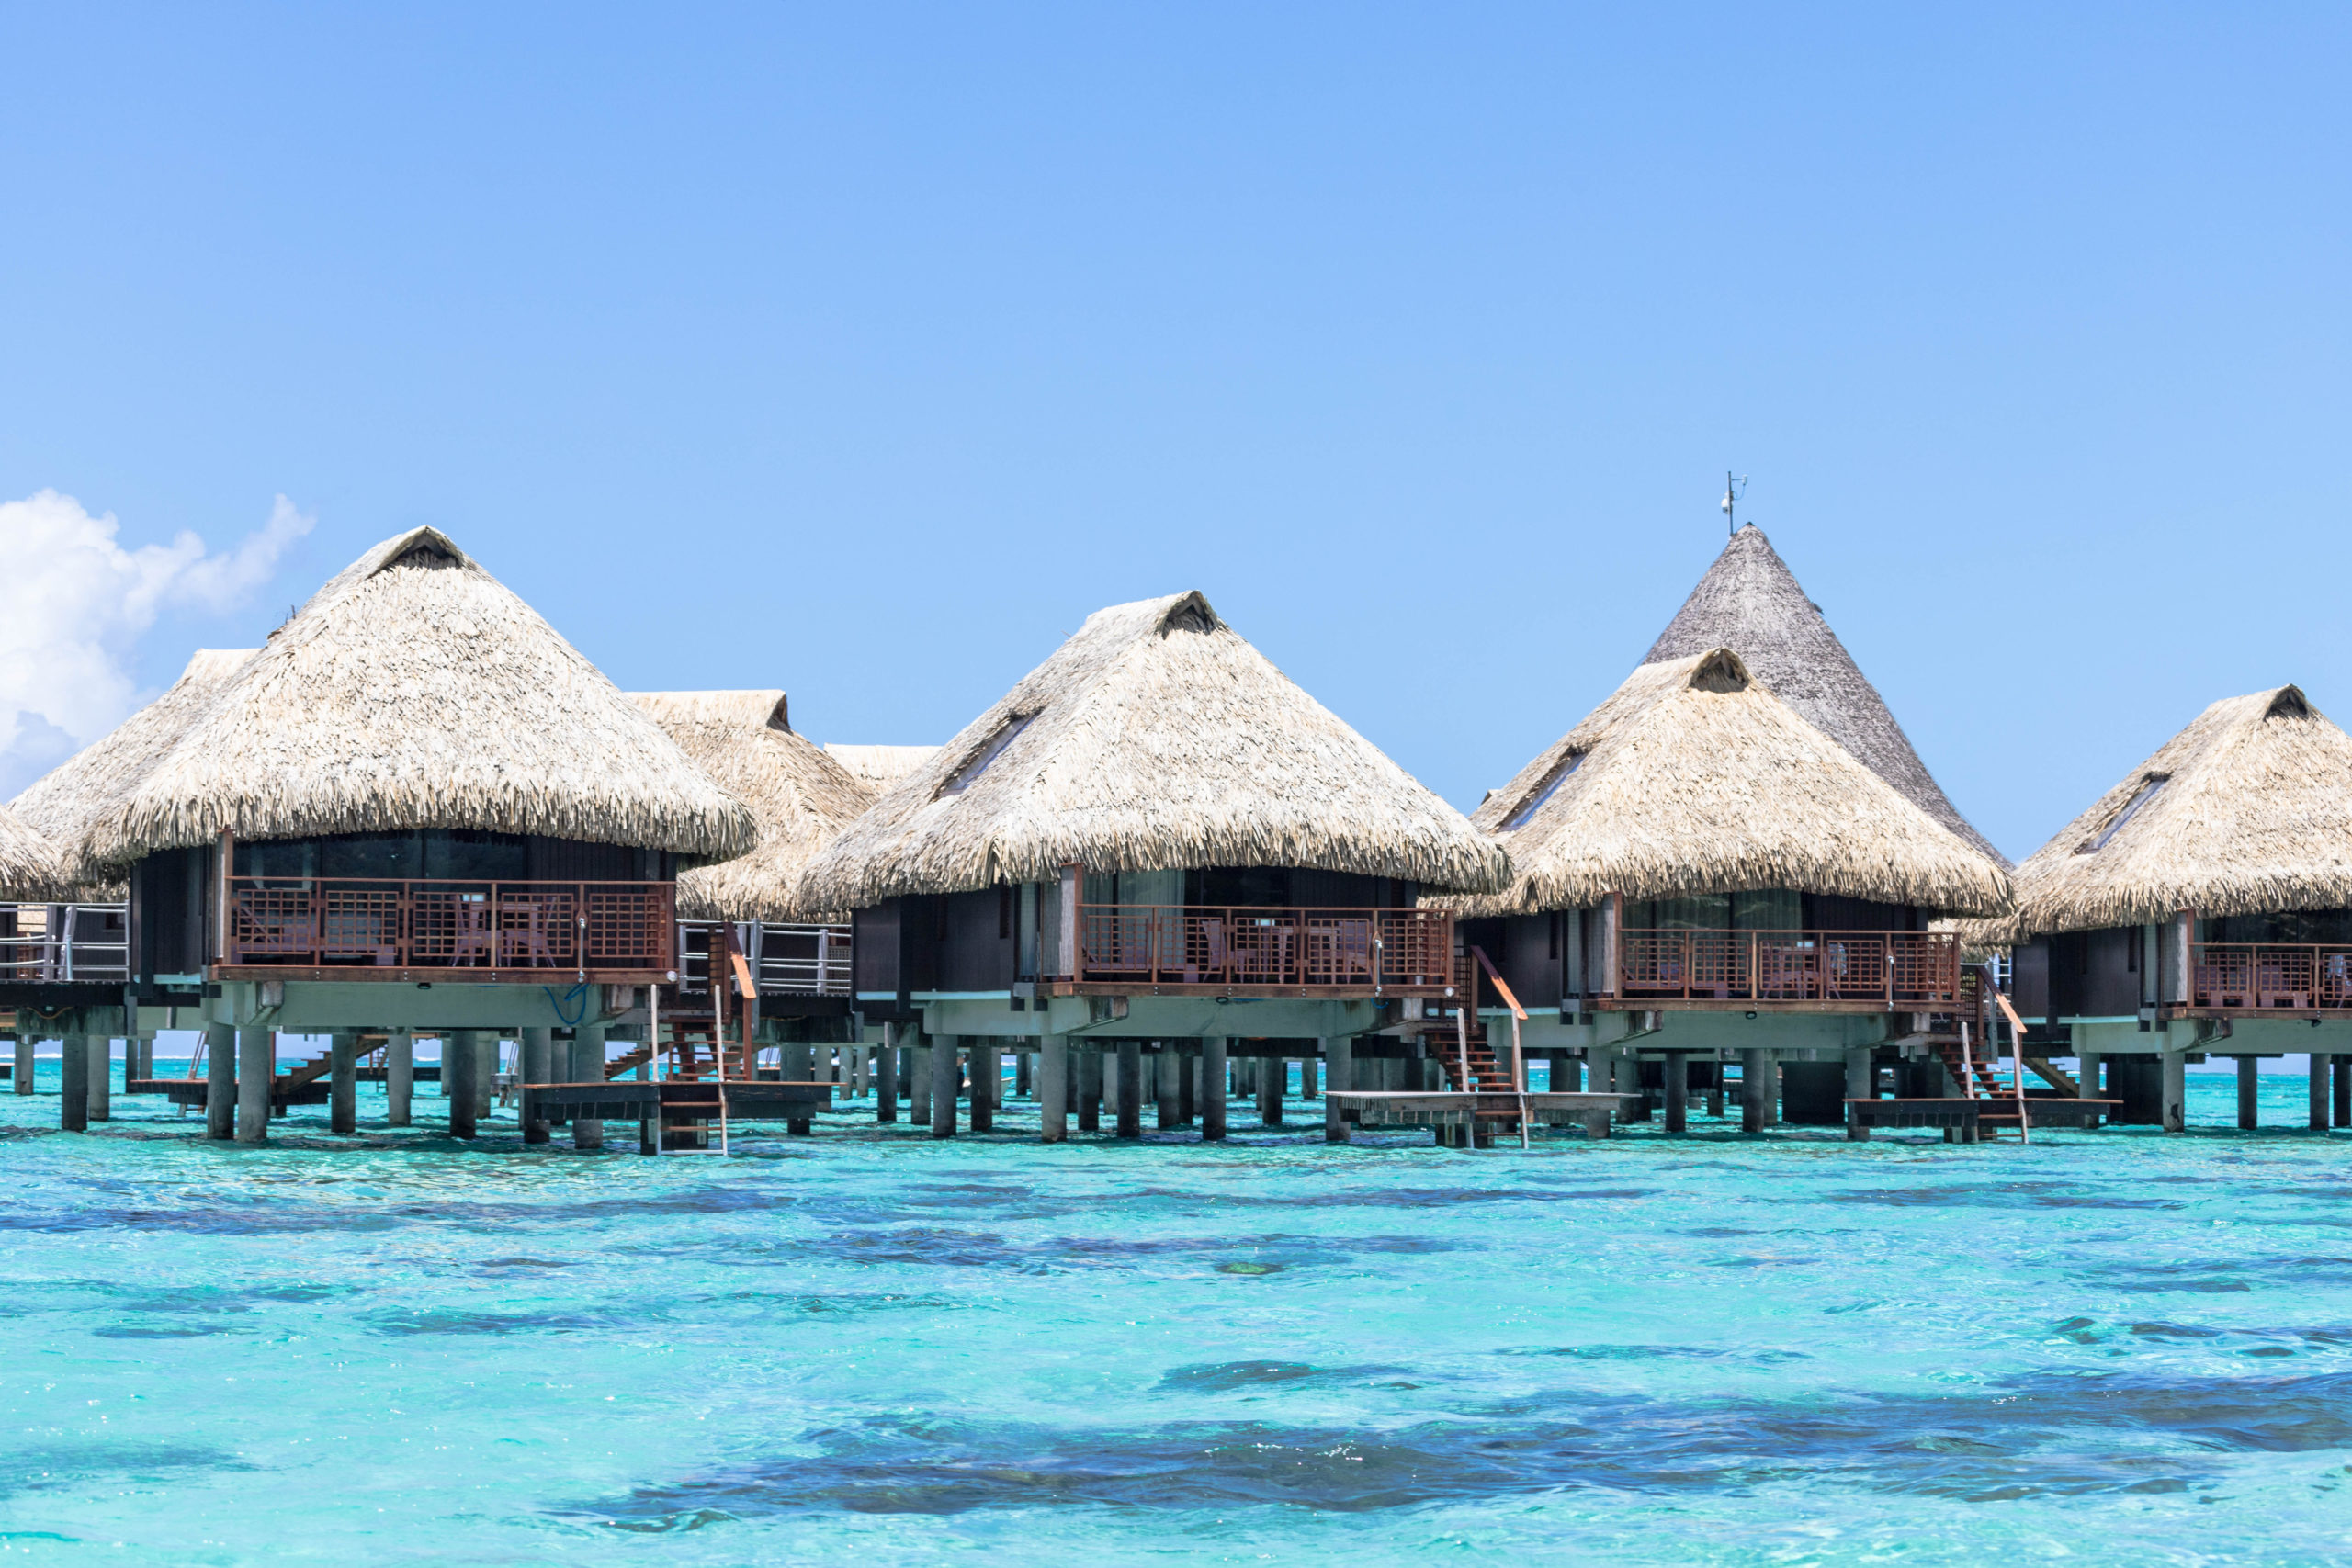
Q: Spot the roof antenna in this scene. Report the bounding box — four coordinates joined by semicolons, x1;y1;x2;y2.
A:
1721;472;1749;537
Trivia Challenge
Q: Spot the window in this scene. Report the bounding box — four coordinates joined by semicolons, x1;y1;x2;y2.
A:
1502;752;1582;831
2084;774;2168;853
941;714;1035;795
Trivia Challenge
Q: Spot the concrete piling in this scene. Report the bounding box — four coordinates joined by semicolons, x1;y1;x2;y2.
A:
11;1032;29;1095
330;1031;359;1134
1662;1049;1689;1134
1155;1046;1181;1131
204;1022;235;1139
930;1034;958;1139
60;1031;88;1132
1038;1033;1069;1143
235;1027;273;1144
1075;1048;1102;1133
520;1027;552;1145
910;1033;932;1127
1115;1041;1143;1138
1258;1054;1283;1128
1739;1048;1771;1134
85;1036;110;1122
1203;1037;1229;1142
571;1024;606;1150
2312;1053;2331;1132
969;1043;994;1133
447;1030;478;1139
875;1026;899;1124
386;1031;414;1126
2237;1055;2260;1130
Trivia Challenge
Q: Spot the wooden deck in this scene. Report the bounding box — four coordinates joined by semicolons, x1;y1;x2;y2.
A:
1846;1096;2122;1140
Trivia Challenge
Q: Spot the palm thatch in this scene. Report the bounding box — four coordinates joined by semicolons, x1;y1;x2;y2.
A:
0;802;69;902
1649;525;2005;863
1442;649;2013;919
822;743;939;792
83;528;756;867
630;691;876;920
796;592;1510;909
1998;685;2352;938
12;647;258;885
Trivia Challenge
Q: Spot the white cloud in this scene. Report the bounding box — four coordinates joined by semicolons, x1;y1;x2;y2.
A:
0;491;315;797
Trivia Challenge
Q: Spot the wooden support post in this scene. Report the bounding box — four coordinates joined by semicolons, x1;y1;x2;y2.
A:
1115;1040;1143;1138
204;1021;235;1138
876;1024;899;1123
1076;1046;1102;1133
2162;1050;2187;1134
1845;1047;1871;1142
385;1031;413;1127
235;1027;273;1144
1662;1049;1689;1134
1739;1047;1771;1135
969;1042;994;1133
930;1034;958;1139
2237;1055;2260;1131
60;1030;88;1132
330;1030;358;1134
10;1032;29;1095
86;1036;110;1122
446;1030;478;1139
1204;1037;1230;1142
1038;1033;1068;1143
2312;1053;2331;1132
571;1024;606;1149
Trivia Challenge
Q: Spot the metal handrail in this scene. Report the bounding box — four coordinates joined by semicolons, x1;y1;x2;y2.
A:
2;903;130;983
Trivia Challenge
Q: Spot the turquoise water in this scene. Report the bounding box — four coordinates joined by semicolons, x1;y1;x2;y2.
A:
3;1065;2348;1564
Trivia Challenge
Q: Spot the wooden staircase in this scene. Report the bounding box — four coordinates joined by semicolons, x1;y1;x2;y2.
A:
1925;1020;2028;1143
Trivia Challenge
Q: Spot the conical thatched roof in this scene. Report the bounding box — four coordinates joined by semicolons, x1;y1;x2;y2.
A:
1443;649;2013;919
82;528;756;867
12;647;257;884
796;591;1510;909
2001;685;2352;938
822;743;939;793
0;803;68;902
630;691;876;920
1648;525;2004;863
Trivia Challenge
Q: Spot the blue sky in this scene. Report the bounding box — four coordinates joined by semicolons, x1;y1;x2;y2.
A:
3;4;2346;860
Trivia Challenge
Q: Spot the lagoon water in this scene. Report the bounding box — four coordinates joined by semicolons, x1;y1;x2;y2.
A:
3;1065;2348;1564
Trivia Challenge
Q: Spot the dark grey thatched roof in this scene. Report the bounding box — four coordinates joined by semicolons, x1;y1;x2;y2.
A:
1646;525;2004;864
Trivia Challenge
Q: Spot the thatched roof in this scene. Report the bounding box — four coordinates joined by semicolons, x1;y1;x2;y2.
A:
12;647;257;884
82;528;756;866
0;803;68;902
823;743;939;792
1442;648;2013;919
1999;685;2352;938
795;591;1510;908
630;691;876;920
1649;525;2005;863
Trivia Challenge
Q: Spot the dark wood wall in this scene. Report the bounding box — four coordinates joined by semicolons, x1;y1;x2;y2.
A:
2044;925;2143;1019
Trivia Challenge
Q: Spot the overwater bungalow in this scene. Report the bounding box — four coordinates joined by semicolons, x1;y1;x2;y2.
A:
1450;644;2013;1132
792;590;1511;1142
2001;684;2352;1132
69;526;756;1145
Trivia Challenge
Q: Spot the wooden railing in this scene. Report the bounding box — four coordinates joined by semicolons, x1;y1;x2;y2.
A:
1619;928;1962;1006
223;877;673;973
1068;905;1454;994
2191;943;2352;1010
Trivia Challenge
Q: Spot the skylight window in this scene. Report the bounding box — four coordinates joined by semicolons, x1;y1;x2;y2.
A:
1502;752;1582;831
941;715;1035;795
2085;774;2167;853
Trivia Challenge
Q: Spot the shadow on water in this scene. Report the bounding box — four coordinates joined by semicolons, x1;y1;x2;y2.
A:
1157;1361;1419;1393
0;1442;254;1503
561;1369;2352;1526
